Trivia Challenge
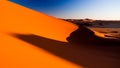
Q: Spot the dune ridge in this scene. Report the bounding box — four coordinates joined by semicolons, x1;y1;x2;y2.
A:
0;0;120;68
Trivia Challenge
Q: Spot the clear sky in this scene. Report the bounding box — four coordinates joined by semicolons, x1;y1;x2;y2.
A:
10;0;120;20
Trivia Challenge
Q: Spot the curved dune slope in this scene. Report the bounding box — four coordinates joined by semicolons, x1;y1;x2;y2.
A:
0;0;81;68
0;33;81;68
0;1;120;68
0;0;78;42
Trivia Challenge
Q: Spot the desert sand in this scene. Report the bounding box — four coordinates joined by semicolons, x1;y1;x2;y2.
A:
0;0;120;68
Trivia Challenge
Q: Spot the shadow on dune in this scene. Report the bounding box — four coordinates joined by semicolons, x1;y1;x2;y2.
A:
67;25;120;45
13;25;120;68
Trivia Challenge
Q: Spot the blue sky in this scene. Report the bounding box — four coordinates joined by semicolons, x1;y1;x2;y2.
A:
10;0;120;20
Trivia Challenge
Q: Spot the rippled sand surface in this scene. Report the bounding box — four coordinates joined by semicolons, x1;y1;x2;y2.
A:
89;27;120;40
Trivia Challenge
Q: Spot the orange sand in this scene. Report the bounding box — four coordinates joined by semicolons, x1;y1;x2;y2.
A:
0;0;77;42
0;0;82;68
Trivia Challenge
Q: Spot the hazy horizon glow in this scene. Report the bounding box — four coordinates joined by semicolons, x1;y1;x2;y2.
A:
10;0;120;20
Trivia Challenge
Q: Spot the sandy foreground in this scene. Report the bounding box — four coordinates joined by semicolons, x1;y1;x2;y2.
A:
0;0;120;68
0;0;80;68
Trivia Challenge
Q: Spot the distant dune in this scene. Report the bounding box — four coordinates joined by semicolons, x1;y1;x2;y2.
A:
63;18;120;27
63;18;120;40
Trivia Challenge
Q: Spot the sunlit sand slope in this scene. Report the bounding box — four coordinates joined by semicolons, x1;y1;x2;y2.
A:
0;0;81;68
0;33;80;68
0;0;78;42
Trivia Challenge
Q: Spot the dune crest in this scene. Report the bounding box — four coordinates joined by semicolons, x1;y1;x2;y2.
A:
0;0;77;42
0;1;82;68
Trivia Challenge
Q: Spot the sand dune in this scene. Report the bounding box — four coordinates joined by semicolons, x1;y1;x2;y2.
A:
0;0;120;68
0;0;77;42
0;33;81;68
12;32;120;68
0;1;79;68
